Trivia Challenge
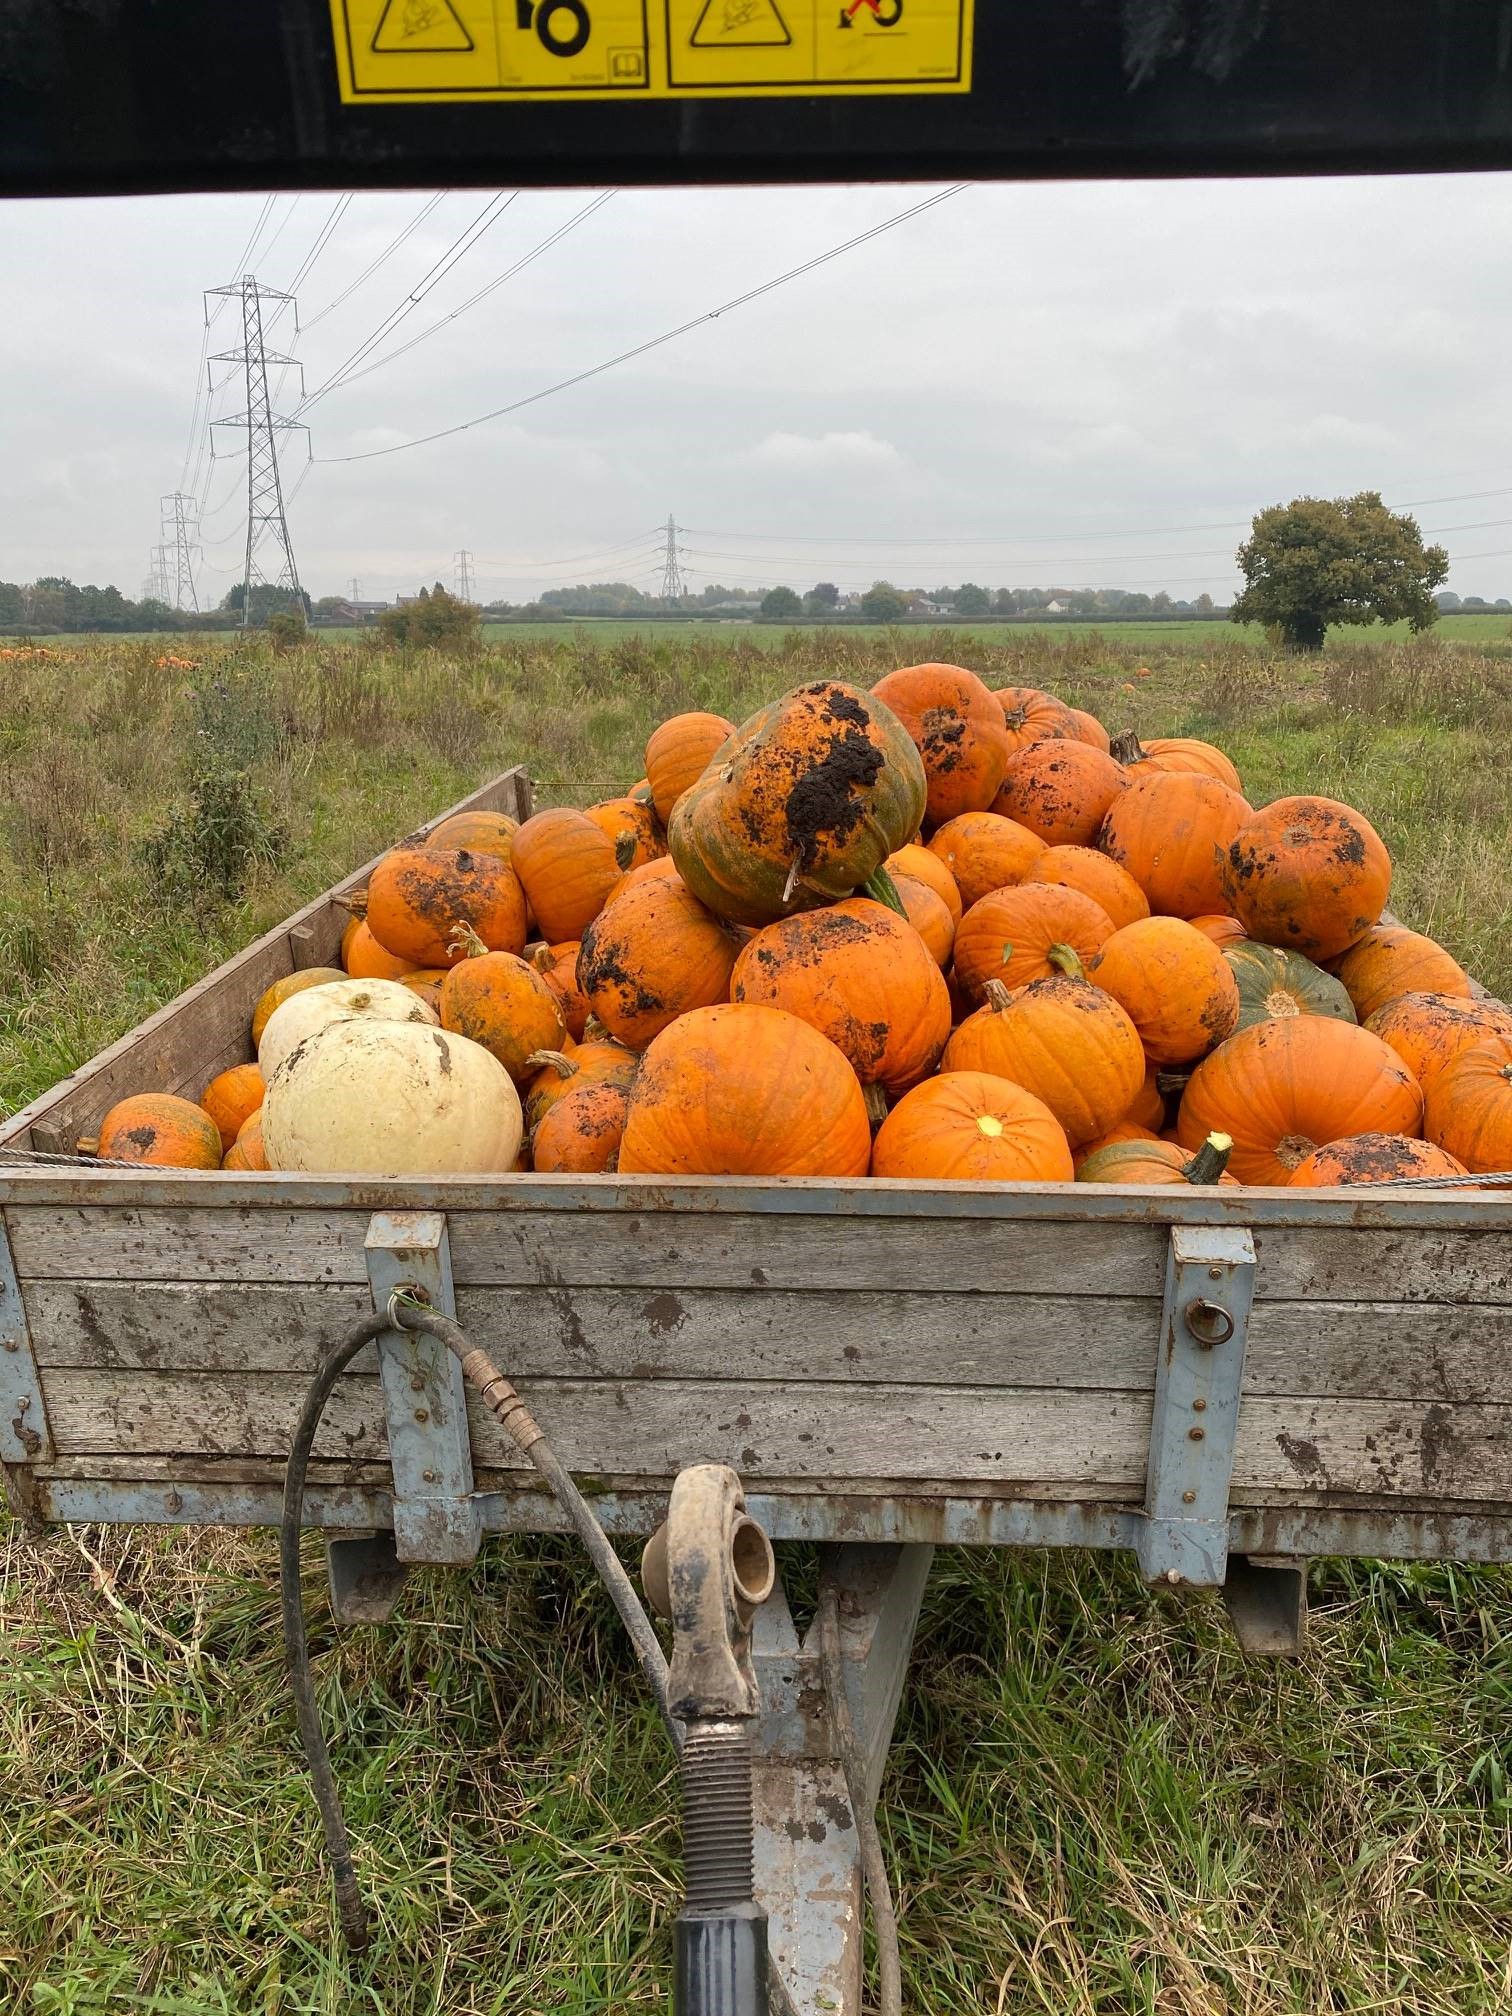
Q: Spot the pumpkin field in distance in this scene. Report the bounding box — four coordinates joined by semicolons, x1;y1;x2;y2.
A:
75;644;1512;1188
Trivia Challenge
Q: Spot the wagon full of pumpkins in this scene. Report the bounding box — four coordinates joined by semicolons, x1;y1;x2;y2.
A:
1;666;1509;2012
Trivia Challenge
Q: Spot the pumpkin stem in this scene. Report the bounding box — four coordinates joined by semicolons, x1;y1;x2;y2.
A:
614;829;638;871
1182;1132;1234;1184
1155;1067;1192;1100
76;1135;100;1158
1110;729;1147;765
333;888;369;918
782;852;803;905
862;1083;890;1134
982;978;1015;1013
582;1013;611;1042
525;1049;577;1080
447;918;489;960
860;866;908;917
1046;942;1085;981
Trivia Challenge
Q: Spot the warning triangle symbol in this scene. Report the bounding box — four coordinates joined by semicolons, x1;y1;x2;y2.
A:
691;0;792;47
371;0;475;53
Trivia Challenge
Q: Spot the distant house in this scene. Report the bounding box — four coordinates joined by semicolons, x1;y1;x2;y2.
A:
1043;598;1071;614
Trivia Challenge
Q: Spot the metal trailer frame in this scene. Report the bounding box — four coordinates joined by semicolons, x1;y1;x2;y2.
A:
3;766;1510;2012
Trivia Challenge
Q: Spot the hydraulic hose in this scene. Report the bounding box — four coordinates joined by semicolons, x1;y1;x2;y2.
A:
818;1580;903;2016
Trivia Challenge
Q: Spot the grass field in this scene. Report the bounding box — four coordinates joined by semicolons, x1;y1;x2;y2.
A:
2;626;1510;2013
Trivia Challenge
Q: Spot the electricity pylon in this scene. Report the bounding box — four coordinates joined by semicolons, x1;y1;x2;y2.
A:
454;548;476;601
657;514;685;602
143;545;173;605
160;491;202;611
206;275;308;626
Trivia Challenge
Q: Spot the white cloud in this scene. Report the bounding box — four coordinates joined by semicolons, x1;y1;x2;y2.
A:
739;430;905;472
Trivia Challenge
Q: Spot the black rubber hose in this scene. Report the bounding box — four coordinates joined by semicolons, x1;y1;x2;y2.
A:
818;1580;903;2016
279;1310;391;1955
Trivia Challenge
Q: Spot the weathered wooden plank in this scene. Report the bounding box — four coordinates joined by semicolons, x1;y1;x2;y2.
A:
1255;1226;1512;1305
33;1367;1512;1499
0;767;529;1152
26;1280;1512;1406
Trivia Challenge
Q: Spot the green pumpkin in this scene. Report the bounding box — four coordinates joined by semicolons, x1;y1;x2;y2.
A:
1223;939;1357;1031
669;680;927;926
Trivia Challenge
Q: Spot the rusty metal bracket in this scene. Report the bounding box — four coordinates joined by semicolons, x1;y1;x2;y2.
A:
0;1214;51;1527
1223;1553;1307;1656
326;1529;410;1626
1137;1225;1256;1589
363;1211;482;1567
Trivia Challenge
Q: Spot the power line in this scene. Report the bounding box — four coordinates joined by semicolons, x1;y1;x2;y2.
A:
284;194;353;298
316;184;970;467
296;192;517;415
302;192;448;330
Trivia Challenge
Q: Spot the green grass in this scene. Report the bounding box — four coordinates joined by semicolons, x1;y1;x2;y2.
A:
2;625;1511;2012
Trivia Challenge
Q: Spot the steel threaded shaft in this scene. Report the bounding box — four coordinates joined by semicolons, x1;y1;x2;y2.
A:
681;1721;755;1912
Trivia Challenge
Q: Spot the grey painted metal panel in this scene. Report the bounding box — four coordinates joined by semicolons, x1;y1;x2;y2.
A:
0;1215;50;1465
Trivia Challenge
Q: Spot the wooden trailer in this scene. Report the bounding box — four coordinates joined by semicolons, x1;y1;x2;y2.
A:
2;766;1509;2015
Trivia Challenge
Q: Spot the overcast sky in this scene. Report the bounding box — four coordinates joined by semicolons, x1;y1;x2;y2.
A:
4;173;1512;607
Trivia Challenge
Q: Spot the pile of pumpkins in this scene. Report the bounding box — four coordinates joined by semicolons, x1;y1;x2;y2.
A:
91;664;1512;1188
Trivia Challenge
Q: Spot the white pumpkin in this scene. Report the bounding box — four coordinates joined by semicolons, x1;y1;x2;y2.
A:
263;1018;522;1175
258;976;438;1082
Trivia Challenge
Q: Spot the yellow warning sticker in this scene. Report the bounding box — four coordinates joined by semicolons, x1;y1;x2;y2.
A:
331;0;972;100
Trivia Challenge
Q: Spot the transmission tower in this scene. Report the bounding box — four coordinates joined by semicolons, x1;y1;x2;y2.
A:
349;576;362;602
206;274;309;626
143;545;173;604
159;491;202;611
453;548;476;602
657;514;685;603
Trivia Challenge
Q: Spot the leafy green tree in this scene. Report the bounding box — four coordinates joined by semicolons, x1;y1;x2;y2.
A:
1150;591;1173;614
378;583;481;649
992;588;1020;616
954;582;991;616
760;585;803;620
222;583;313;625
1194;592;1215;614
861;580;907;623
808;581;840;609
1231;492;1448;651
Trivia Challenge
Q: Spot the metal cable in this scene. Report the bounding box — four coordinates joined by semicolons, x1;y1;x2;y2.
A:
818;1581;903;2016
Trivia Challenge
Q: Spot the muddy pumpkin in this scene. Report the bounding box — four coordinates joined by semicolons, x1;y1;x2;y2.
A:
731;896;951;1094
578;874;742;1050
531;940;590;1040
870;663;1010;824
511;809;621;943
439;951;567;1082
427;809;519;861
669;680;926;927
990;738;1128;848
1220;795;1391;960
1365;991;1512;1090
1088;917;1240;1067
587;796;667;874
1098;769;1251;920
523;1039;639;1137
96;1093;223;1170
366;844;528;968
532;1079;630;1174
1424;1033;1512;1173
992;686;1079;761
1331;924;1472;1021
1286;1133;1468;1186
645;711;736;825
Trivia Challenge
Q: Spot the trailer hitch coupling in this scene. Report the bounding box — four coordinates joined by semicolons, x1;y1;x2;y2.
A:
644;1465;777;2016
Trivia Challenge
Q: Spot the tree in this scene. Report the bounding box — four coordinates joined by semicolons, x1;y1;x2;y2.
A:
954;582;990;616
760;585;803;620
808;581;840;609
1194;592;1215;614
222;582;313;624
992;588;1020;616
1150;591;1173;614
1231;492;1448;651
378;583;481;649
861;580;907;623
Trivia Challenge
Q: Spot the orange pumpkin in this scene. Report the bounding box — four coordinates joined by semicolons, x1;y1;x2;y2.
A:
871;663;1011;823
1027;845;1149;932
1124;1065;1167;1132
1331;924;1472;1021
1176;1017;1424;1184
1064;707;1112;753
732;897;950;1093
943;970;1144;1147
886;842;962;923
1220;795;1391;960
1077;1131;1239;1186
96;1093;223;1170
200;1063;265;1152
1424;1034;1512;1172
645;711;735;824
952;884;1115;1004
511;809;621;943
427;809;519;861
531;940;590;1040
890;872;955;969
1072;1120;1161;1172
250;968;345;1048
523;1039;638;1137
399;968;449;1014
990;739;1128;848
870;1072;1073;1183
1287;1134;1468;1186
926;811;1045;908
618;1004;871;1177
1088;917;1241;1066
991;686;1079;761
343;918;419;980
223;1109;269;1172
587;796;667;874
1188;913;1248;949
670;681;926;926
1112;732;1242;794
439;951;567;1082
366;845;528;968
532;1080;630;1174
604;854;684;909
1365;991;1512;1090
1098;770;1251;919
578;874;742;1051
